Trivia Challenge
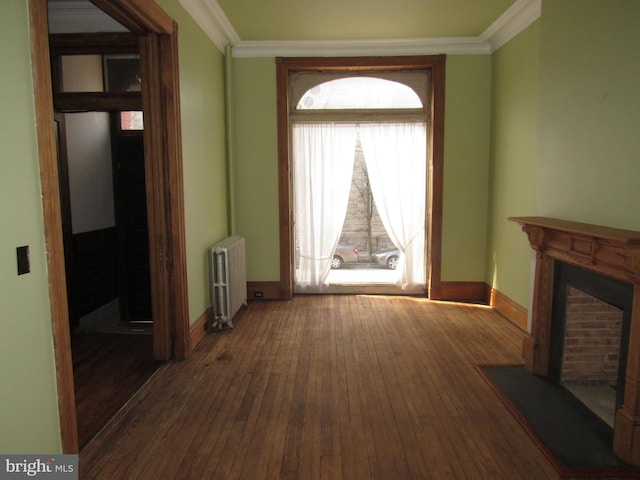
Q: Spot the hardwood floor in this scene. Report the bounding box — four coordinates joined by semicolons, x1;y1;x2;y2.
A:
79;295;563;479
72;332;160;448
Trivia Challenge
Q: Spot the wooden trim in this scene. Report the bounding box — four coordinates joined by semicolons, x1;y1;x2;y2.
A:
429;281;488;302
276;59;293;300
616;286;640;466
490;288;528;331
510;216;640;246
53;93;142;112
29;0;78;454
189;306;212;352
139;34;178;361
247;281;283;300
90;0;174;35
276;55;445;71
135;24;190;361
140;34;169;360
49;32;138;53
276;55;445;298
161;28;191;360
53;113;77;325
427;55;445;297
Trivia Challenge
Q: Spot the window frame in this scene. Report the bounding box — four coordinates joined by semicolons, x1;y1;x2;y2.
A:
276;55;446;299
292;71;427;115
49;33;142;112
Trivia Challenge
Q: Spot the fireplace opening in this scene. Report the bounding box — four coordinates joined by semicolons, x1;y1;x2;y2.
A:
550;262;633;427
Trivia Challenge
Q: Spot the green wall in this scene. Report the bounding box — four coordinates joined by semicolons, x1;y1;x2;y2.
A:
232;58;280;281
0;1;62;453
488;0;640;310
232;55;493;284
536;0;640;230
441;55;492;281
487;21;540;307
156;0;229;324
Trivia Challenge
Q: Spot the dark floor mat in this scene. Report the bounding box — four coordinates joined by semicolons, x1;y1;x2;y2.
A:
478;365;640;478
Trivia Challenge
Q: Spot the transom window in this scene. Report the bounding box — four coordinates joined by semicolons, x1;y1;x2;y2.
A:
289;70;429;123
297;77;422;110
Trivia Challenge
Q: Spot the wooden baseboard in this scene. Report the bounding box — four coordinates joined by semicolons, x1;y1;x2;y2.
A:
189;282;281;353
430;282;528;331
245;281;527;332
489;288;528;331
189;306;212;354
429;281;489;303
247;281;282;300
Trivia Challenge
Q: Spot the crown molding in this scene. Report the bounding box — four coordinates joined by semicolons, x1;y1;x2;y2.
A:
480;0;542;51
178;0;240;52
232;37;492;58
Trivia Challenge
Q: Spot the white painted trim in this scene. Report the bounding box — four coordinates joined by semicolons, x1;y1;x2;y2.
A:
232;37;491;58
178;0;241;52
480;0;542;51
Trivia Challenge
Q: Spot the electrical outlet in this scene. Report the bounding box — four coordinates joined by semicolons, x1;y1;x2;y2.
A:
254;291;264;298
17;246;30;275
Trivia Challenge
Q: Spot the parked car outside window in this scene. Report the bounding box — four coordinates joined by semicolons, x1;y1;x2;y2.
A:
371;248;400;270
331;243;359;269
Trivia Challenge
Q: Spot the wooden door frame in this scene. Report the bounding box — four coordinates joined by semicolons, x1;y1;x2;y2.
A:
29;0;190;453
276;56;445;299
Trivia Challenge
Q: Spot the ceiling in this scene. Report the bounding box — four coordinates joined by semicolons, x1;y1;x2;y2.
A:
215;0;515;41
48;0;541;56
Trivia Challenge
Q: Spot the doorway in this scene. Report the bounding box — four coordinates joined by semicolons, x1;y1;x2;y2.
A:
50;31;158;448
30;0;190;453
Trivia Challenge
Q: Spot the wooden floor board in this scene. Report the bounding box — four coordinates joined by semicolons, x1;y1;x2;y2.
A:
71;333;161;448
80;295;564;479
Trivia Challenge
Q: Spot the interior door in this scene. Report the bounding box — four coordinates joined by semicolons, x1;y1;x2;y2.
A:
111;113;152;323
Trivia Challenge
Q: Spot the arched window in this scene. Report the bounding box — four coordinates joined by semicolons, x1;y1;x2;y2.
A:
289;70;429;123
297;77;422;110
276;56;446;298
288;68;431;294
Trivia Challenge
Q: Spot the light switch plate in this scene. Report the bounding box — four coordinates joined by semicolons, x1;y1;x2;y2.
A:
17;246;30;275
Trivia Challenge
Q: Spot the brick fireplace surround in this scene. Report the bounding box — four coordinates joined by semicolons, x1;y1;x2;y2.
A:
562;286;624;387
510;217;640;466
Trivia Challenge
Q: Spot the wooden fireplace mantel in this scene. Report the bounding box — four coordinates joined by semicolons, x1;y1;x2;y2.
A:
510;216;640;466
509;216;640;284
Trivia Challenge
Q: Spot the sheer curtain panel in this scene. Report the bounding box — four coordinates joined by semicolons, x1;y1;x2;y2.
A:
359;122;427;290
293;123;357;292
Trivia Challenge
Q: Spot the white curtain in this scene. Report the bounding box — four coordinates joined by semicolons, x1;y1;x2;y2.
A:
293;123;357;292
359;122;427;290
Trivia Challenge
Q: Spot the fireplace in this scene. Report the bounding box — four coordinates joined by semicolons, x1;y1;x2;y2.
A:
550;261;632;426
510;217;640;466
